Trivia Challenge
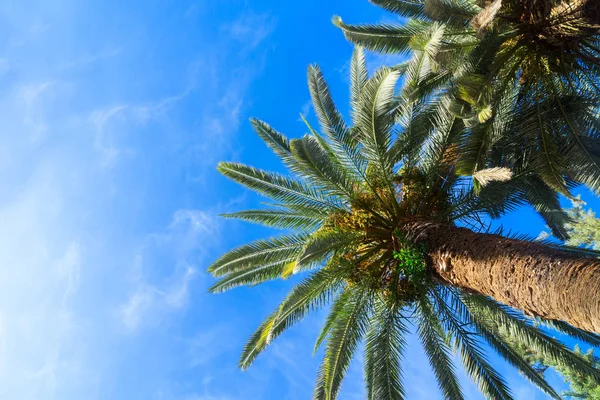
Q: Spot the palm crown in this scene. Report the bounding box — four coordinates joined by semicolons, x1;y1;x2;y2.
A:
334;0;600;206
209;49;600;399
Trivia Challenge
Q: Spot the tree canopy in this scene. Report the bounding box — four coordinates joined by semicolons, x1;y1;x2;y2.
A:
209;49;600;399
334;0;600;212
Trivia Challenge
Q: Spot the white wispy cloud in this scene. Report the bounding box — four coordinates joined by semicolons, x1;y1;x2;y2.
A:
119;265;198;331
0;2;279;399
298;99;314;123
0;58;9;75
186;325;235;367
61;47;121;69
90;87;194;168
18;80;57;143
118;209;215;332
0;163;96;399
222;12;277;51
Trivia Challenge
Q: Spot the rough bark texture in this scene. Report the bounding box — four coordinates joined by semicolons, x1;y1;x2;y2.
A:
401;221;600;334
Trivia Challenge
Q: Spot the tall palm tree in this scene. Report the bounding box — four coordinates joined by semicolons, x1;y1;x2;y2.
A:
209;50;600;399
334;0;600;198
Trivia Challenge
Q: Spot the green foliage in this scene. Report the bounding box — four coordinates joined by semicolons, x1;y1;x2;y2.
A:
539;198;600;249
335;0;600;201
209;53;600;399
558;347;600;400
416;294;465;399
364;298;408;399
500;326;600;399
392;230;427;282
565;200;600;250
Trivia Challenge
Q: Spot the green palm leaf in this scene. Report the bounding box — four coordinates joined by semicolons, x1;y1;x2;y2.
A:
251;118;293;161
538;319;600;348
334;17;431;55
471;314;562;399
356;67;401;170
208;234;307;276
208;260;290;293
239;268;347;369
308;65;350;144
350;46;369;125
294;230;362;274
416;295;465;400
314;287;372;400
431;290;513;400
369;0;426;19
218;162;343;211
464;294;600;383
364;297;408;400
290;135;357;199
220;208;323;230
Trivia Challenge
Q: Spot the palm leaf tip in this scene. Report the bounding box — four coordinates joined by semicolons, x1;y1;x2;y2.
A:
331;15;343;27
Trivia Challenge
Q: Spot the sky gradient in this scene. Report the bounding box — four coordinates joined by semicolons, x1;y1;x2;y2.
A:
0;1;597;399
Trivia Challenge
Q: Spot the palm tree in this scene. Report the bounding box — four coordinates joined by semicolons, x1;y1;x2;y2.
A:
334;0;600;198
209;50;600;399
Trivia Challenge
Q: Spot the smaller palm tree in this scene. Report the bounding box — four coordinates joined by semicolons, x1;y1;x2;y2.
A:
209;50;600;399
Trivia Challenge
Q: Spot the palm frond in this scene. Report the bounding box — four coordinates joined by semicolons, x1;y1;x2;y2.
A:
422;0;479;27
431;289;513;400
356;67;401;172
218;162;344;211
471;0;502;35
333;17;431;55
547;77;600;194
464;294;600;383
239;268;347;369
308;65;350;143
220;208;323;230
251;118;293;161
404;22;446;88
364;297;408;400
520;176;571;240
293;230;362;274
479;327;561;399
537;318;600;348
314;287;372;400
208;260;291;293
456;121;494;177
416;295;465;400
350;46;369;124
437;286;560;399
290;134;357;199
208;234;307;276
313;288;356;356
305;68;369;185
369;0;426;19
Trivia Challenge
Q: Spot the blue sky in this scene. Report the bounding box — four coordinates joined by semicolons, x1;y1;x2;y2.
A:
0;1;597;399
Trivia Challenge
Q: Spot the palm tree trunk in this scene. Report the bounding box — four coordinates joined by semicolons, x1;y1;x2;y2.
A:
401;221;600;334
